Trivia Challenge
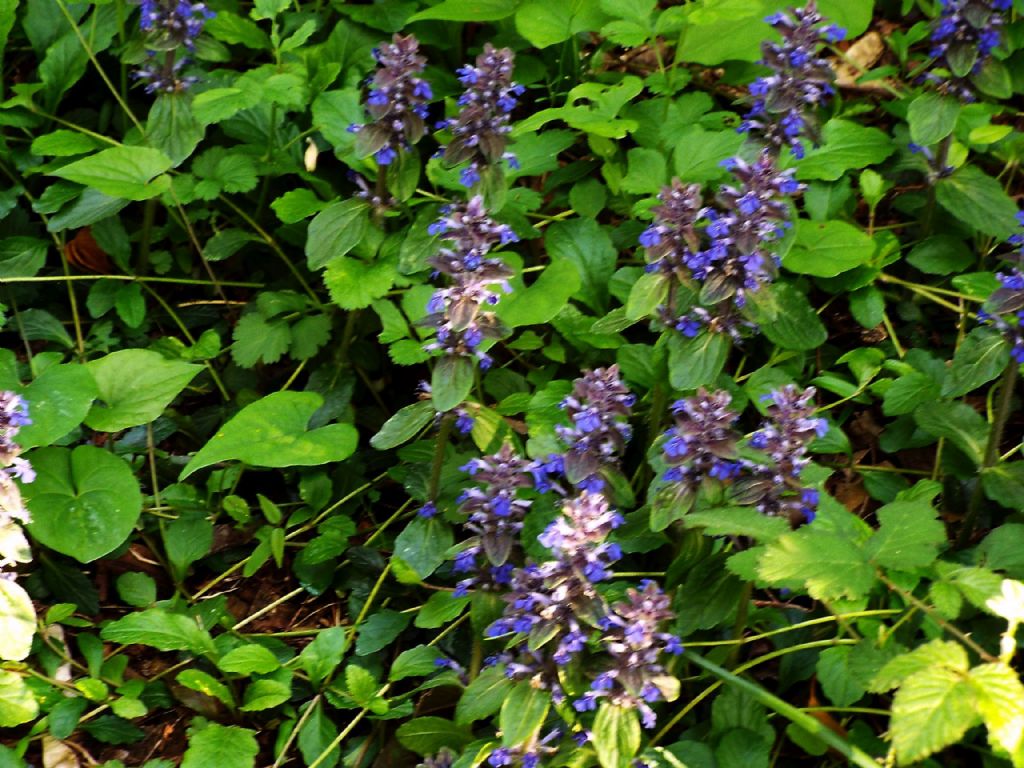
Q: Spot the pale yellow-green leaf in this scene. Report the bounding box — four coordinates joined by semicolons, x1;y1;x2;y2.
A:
891;666;978;765
0;577;36;661
970;662;1024;766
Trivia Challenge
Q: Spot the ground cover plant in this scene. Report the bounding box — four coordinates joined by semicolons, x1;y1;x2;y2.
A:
3;0;1024;766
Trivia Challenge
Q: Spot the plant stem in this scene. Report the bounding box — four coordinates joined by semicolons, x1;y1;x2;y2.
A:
428;414;454;501
957;362;1019;548
678;651;880;768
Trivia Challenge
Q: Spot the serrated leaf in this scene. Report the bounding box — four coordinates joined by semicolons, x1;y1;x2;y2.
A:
757;529;875;601
865;500;946;571
794;119;894;182
969;662;1024;764
891;666;978;765
231;313;291;367
181;723;258;768
816;646;865;708
323;255;398;310
869;640;967;692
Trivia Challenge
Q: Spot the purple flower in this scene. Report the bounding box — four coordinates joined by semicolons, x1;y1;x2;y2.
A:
351;34;432;164
641;180;703;280
578;581;681;728
554;366;635;490
739;1;841;158
133;0;213;93
439;44;524;186
422;196;515;368
923;0;1008;101
732;386;826;521
659;389;743;514
0;391;33;537
980;214;1024;362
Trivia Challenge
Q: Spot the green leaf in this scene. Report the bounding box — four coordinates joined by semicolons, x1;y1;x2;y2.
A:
147;93;204;166
306;200;371;270
240;678;291;711
907;93;960;147
24;446;142;563
499;258;581;327
231;313;292;367
942;328;1010;398
794;120;894;182
50;146;173;201
299;701;340;768
370;401;436;450
323;255;398;310
205;11;271;48
972;57;1013;100
85;349;201;432
675;0;773;65
15;364;97;449
914;401;989;466
968;662;1024;763
218;644;280;675
0;579;35;662
593;703;642;768
431;356;474;413
906;235;973;276
415;591;469;629
455;666;512;725
681;506;789;541
408;0;518;22
752;283;826;351
625;272;668;320
514;1;587;48
298;626;348;687
116;572;156;607
673;126;745;183
395;717;474;755
816;646;865;708
500;683;551;747
394;516;453;579
784;220;875;277
545;219;617;313
869;640;967;692
758;527;875;601
0;671;37;727
272;189;330;224
621;148;667;194
891;666;979;765
667;331;730;390
356;610;411;656
180;392;358;479
181;723;258;768
31;130;104;157
390;646;444;682
176;670;235;709
101;608;215;656
865;500;945;571
983;463;1024;511
192;87;260;125
0;237;47;279
936;166;1019;240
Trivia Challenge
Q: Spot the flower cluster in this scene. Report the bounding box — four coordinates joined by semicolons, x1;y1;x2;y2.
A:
134;0;214;93
422;196;517;369
439;44;525;188
487;728;564;768
925;0;1010;101
487;491;624;699
641;180;703;278
699;152;801;308
551;366;635;492
979;212;1024;362
453;444;534;595
0;392;33;575
660;389;743;514
660;385;825;522
575;581;682;728
739;1;844;159
351;34;432;166
734;386;827;521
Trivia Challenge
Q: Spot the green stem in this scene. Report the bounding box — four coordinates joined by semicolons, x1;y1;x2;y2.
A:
679;651;880;768
428;415;455;501
137;198;158;277
957;362;1019;549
